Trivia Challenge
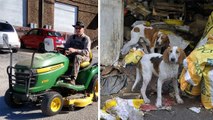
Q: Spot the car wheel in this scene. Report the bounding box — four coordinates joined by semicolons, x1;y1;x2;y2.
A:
38;43;45;53
4;89;24;108
21;41;26;49
87;74;98;102
41;91;63;116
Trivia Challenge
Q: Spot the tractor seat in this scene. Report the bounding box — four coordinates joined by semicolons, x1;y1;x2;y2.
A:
80;51;93;68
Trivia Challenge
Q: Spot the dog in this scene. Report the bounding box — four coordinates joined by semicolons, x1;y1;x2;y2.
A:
131;46;186;107
121;24;170;55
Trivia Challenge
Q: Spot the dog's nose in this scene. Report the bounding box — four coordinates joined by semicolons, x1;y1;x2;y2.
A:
171;58;175;62
156;42;159;45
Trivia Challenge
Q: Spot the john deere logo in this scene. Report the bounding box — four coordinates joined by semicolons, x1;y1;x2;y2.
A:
42;79;49;83
37;63;64;73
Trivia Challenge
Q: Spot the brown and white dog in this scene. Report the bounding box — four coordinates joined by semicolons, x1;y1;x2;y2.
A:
131;46;186;107
121;24;170;55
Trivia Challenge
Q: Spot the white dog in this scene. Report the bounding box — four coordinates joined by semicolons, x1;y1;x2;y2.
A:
121;24;170;55
132;46;186;107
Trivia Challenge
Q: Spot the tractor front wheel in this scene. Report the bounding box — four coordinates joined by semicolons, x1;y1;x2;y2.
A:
41;91;63;116
4;89;24;108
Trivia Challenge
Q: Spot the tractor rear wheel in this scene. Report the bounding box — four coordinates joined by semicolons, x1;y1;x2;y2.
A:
87;74;98;102
4;89;24;108
41;91;63;116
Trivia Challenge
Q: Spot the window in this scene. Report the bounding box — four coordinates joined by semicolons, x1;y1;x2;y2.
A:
47;31;62;37
28;29;38;35
0;23;14;32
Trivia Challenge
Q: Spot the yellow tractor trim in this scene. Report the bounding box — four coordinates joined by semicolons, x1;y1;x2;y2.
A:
50;97;62;112
64;93;95;107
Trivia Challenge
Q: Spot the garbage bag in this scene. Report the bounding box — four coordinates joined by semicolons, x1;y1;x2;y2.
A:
201;66;213;109
101;74;127;95
101;97;144;120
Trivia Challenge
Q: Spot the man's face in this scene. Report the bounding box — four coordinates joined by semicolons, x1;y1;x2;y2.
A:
75;26;84;36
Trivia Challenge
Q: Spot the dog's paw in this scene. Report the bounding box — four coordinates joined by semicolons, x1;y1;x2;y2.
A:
144;98;150;104
177;98;184;104
155;102;162;108
156;99;162;108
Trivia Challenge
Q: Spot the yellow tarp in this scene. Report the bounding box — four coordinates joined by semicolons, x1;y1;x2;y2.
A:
180;44;213;91
180;12;213;109
180;44;213;109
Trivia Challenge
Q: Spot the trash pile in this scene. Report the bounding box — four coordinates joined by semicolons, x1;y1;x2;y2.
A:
101;0;213;119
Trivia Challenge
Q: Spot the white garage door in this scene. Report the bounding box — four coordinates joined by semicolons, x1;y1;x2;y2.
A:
54;2;77;33
0;0;27;26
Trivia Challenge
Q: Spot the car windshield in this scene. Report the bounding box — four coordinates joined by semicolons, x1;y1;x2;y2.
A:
47;31;62;37
0;23;14;32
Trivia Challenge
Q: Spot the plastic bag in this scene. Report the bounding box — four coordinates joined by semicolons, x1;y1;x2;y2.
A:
201;66;213;109
101;97;144;120
122;47;144;67
179;44;213;91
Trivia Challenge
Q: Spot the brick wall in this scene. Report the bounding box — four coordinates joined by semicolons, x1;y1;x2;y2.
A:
43;0;54;28
27;0;39;25
26;0;98;43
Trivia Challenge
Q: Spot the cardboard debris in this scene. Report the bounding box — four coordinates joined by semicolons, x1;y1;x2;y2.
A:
153;2;185;19
127;3;151;17
101;66;114;76
140;104;157;112
140;96;175;112
163;97;176;107
168;33;190;50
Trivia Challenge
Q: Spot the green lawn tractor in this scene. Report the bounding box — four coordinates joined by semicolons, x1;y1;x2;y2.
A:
4;37;98;116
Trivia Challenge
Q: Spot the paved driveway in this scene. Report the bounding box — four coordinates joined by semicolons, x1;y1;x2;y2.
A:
0;48;98;120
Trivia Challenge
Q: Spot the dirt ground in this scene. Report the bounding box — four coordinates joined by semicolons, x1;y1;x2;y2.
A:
100;65;213;120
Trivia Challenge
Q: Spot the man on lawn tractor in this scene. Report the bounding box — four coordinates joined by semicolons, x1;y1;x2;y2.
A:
64;21;92;85
3;21;98;116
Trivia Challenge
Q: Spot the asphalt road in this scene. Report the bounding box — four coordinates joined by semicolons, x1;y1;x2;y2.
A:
0;48;98;120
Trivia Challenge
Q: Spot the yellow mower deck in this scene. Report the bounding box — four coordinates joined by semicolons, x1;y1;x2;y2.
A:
64;92;98;107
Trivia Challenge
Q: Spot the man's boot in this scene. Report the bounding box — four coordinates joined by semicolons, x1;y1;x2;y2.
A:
69;76;76;85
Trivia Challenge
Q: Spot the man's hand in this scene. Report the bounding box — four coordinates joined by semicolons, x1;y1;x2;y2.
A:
69;48;77;53
65;48;77;55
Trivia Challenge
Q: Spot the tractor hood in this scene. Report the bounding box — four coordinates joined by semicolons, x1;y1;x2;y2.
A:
15;53;69;69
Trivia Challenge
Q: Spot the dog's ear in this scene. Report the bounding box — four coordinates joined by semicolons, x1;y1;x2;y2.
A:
151;31;159;47
162;34;169;43
163;47;170;63
178;48;186;65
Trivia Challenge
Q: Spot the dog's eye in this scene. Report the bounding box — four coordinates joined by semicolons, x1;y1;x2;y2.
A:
176;50;179;54
170;50;172;53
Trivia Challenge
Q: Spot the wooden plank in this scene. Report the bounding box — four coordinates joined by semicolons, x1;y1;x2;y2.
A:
155;6;184;12
156;2;184;8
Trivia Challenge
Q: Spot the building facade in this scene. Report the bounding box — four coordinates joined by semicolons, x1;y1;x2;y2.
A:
0;0;98;43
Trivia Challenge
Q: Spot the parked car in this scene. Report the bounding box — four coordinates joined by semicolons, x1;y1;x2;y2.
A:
20;28;65;52
0;20;20;52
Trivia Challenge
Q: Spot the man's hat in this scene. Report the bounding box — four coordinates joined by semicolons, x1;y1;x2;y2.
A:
72;21;85;28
